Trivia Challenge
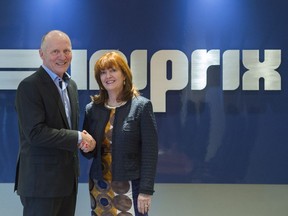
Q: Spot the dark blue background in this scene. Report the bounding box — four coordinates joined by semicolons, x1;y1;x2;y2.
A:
1;0;288;183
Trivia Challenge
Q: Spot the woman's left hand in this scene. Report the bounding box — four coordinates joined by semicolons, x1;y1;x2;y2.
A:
137;193;152;214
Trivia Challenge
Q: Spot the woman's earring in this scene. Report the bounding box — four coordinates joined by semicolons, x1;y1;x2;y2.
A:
124;80;126;86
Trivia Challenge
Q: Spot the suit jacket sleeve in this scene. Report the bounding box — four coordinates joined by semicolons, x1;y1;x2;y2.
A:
15;70;78;152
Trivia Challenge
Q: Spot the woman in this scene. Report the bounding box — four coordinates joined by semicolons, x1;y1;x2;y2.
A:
81;51;158;216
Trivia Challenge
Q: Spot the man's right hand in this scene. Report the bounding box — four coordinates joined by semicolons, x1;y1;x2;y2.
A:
79;130;96;152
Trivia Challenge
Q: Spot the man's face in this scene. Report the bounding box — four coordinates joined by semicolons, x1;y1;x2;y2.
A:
39;33;72;77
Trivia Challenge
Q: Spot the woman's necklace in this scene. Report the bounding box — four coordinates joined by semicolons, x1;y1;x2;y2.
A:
105;101;126;109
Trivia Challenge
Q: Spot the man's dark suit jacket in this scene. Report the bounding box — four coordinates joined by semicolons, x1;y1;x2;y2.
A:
14;66;80;198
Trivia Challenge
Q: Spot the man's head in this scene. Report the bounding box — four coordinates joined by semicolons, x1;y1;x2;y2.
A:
39;30;72;77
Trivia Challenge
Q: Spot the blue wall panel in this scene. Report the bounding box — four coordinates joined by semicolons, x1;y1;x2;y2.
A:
1;0;288;184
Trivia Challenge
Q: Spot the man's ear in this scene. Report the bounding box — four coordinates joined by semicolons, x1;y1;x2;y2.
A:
39;49;44;60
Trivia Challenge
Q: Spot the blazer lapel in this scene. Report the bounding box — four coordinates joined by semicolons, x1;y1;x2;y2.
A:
67;81;78;130
38;68;71;129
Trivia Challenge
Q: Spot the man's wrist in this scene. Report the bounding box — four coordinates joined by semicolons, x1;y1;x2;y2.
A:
78;131;82;144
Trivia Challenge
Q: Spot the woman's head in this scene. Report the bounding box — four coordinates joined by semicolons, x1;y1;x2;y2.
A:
93;51;139;103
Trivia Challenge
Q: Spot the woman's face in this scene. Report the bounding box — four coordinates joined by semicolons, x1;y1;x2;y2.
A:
100;66;125;96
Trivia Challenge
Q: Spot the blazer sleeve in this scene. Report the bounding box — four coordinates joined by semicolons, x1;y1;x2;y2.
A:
80;102;98;159
139;100;159;195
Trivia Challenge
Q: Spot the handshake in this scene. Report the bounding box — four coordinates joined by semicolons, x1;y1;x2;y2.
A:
78;130;96;153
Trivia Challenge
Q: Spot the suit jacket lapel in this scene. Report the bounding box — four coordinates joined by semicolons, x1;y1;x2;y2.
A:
38;68;71;129
67;81;78;130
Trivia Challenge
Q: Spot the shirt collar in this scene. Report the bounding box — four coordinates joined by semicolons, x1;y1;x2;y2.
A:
42;64;71;83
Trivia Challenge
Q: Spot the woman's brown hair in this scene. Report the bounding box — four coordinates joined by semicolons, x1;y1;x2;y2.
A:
91;51;139;104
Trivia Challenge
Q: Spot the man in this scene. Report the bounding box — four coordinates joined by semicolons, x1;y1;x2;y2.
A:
14;30;96;216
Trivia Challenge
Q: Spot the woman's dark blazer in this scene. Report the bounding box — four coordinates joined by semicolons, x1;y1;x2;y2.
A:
82;96;158;195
